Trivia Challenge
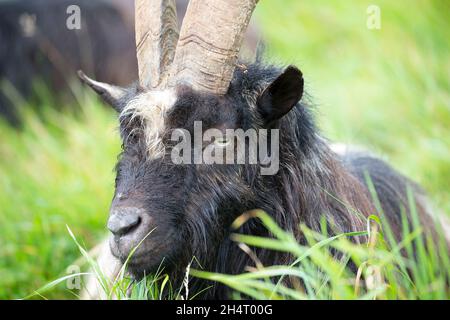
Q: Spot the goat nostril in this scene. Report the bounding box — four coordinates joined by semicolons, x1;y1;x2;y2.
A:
107;209;142;236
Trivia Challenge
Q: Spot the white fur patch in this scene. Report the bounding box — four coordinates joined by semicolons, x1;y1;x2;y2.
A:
81;238;122;300
330;143;352;156
440;216;450;243
120;89;177;158
330;143;367;156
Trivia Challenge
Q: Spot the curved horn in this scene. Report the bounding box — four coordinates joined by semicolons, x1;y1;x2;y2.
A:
77;70;128;112
135;0;179;89
170;0;258;95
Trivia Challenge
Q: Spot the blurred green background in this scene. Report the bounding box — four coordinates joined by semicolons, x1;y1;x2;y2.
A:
0;0;449;299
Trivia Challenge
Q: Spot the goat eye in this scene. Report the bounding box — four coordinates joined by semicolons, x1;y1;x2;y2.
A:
214;137;231;147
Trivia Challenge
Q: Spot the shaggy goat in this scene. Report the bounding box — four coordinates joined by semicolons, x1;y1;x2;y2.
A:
79;0;445;299
80;61;442;298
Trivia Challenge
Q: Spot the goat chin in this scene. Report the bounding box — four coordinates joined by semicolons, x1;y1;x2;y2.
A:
80;238;122;300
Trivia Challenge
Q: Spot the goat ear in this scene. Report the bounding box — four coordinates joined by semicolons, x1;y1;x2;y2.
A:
256;65;304;124
77;70;128;112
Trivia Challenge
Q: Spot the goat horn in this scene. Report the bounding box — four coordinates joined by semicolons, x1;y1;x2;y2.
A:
77;70;127;111
170;0;258;95
135;0;179;89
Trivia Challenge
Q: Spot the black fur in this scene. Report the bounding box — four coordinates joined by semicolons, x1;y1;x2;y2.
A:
84;62;439;299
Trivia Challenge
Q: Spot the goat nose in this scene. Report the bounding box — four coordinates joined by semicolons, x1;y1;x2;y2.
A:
107;208;142;237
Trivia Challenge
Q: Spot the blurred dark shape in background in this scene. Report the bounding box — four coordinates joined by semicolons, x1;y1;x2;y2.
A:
0;0;136;125
0;0;260;125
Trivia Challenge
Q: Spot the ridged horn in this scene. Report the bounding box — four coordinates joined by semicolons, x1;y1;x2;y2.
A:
135;0;179;89
170;0;258;94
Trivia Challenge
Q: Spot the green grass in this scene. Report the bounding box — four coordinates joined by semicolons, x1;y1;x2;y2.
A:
0;89;120;299
256;0;450;213
0;0;449;299
192;208;449;300
26;206;450;300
